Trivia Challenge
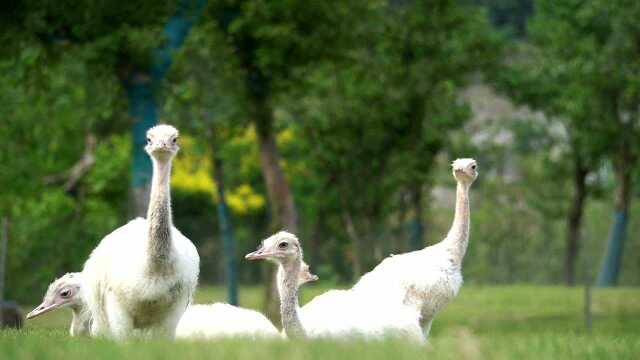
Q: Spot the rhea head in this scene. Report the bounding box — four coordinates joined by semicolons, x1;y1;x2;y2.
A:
145;124;180;161
27;273;82;320
452;158;478;185
245;231;302;265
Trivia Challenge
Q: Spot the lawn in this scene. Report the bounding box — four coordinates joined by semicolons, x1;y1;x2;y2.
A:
3;285;639;359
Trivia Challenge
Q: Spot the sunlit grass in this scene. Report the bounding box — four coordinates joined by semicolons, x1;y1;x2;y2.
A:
9;285;640;359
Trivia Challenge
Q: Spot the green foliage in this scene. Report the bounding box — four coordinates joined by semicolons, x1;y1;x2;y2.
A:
2;0;640;301
0;40;128;302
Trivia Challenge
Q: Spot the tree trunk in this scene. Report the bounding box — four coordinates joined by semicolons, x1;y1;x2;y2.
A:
565;157;588;286
408;184;424;250
309;209;324;271
252;97;298;325
254;111;298;232
0;217;7;326
597;147;634;286
343;211;362;280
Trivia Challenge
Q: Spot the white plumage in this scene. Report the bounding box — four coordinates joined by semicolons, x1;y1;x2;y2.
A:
247;158;477;342
351;158;478;336
82;218;199;338
176;304;279;339
178;261;318;340
28;274;277;339
81;125;200;339
247;232;424;342
297;287;424;342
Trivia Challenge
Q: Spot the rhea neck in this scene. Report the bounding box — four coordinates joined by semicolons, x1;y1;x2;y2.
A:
69;302;91;336
277;258;306;339
443;180;471;267
147;154;174;272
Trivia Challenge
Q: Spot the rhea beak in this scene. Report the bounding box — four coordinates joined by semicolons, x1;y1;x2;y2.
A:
245;248;274;260
26;299;66;320
151;145;173;154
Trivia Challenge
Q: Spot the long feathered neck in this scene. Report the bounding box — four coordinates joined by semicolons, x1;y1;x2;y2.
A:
277;260;306;339
147;157;173;272
442;181;471;266
69;303;91;336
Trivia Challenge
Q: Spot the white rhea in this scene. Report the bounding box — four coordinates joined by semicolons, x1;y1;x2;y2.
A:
351;158;478;338
175;264;317;340
29;267;318;340
246;232;424;342
81;124;200;339
247;158;478;342
26;273;91;336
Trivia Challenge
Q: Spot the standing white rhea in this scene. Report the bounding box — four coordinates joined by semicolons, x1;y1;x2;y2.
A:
81;124;199;339
351;158;478;338
246;232;424;342
26;273;91;336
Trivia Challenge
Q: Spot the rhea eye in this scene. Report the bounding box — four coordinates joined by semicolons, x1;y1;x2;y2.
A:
146;137;152;145
471;165;476;170
172;137;178;144
60;290;71;298
278;242;288;249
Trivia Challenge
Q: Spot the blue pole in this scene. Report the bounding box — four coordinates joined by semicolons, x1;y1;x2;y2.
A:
408;218;423;250
213;156;238;305
128;80;157;188
596;210;627;286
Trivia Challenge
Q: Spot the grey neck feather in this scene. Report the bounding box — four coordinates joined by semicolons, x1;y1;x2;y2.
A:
147;158;173;273
69;303;91;336
442;181;471;266
277;259;306;339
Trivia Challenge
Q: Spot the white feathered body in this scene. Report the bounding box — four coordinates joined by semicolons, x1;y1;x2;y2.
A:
82;218;199;339
176;304;279;339
296;241;461;341
297;288;424;342
352;241;462;335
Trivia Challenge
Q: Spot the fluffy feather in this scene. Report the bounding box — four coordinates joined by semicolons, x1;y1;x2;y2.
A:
247;231;424;342
176;304;279;339
82;218;199;338
271;158;477;341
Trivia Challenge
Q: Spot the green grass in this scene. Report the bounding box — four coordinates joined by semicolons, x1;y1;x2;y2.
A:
4;285;640;359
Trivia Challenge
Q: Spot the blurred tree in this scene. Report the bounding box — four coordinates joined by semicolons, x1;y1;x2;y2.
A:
472;0;534;37
121;0;208;216
289;0;500;277
0;0;207;300
517;0;640;286
496;41;608;285
0;45;129;301
387;0;500;251
204;0;376;320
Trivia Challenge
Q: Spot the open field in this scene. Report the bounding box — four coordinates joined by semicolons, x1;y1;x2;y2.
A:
3;285;639;359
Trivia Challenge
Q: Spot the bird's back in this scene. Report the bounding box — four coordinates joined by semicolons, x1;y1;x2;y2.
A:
351;242;462;322
299;289;423;342
176;303;279;339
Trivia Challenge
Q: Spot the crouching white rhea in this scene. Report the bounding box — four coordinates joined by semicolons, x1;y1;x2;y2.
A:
27;273;91;336
175;263;318;340
28;266;318;340
246;232;424;342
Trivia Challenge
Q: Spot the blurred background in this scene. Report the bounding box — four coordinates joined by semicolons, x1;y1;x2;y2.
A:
0;0;639;325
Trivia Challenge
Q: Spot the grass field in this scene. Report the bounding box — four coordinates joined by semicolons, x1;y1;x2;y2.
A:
3;285;639;359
